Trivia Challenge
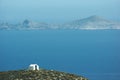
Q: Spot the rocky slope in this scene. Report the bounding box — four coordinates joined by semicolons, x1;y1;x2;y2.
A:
0;69;88;80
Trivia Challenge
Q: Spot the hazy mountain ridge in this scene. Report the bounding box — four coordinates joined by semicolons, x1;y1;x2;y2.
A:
62;16;120;30
0;16;120;30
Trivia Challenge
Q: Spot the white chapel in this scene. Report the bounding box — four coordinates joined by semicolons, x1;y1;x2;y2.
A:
28;64;39;70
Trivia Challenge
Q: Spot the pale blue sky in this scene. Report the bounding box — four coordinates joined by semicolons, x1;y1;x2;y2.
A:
0;0;120;23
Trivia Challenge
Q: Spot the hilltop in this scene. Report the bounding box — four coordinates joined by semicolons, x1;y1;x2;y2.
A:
0;69;88;80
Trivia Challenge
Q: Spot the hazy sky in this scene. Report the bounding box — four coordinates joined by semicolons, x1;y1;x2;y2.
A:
0;0;120;23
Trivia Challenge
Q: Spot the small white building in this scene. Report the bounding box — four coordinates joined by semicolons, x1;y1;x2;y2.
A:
28;64;39;70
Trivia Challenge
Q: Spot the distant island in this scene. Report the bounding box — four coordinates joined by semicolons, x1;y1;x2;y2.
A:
0;15;120;30
0;66;88;80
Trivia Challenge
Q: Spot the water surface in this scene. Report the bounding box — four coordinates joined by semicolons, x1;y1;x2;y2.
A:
0;30;120;80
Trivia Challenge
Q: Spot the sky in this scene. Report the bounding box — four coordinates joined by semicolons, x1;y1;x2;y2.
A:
0;0;120;23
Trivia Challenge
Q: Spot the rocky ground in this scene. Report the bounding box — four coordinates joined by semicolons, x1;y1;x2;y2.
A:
0;69;88;80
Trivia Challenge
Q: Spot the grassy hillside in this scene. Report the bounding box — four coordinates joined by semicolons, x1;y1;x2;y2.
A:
0;69;88;80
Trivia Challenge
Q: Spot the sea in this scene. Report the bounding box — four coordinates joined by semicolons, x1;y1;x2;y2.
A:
0;30;120;80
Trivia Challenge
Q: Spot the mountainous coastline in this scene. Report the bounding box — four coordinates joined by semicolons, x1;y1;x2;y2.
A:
0;69;88;80
0;16;120;30
62;16;120;30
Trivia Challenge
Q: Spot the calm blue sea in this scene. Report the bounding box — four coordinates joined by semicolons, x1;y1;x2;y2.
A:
0;30;120;80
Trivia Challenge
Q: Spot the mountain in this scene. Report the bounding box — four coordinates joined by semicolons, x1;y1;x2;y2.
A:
0;15;120;30
0;69;88;80
0;20;50;30
21;19;49;30
62;15;120;29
